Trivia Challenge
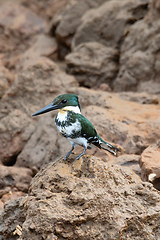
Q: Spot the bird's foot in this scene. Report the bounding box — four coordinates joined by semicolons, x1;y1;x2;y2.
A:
64;156;68;161
74;147;87;161
64;146;75;161
64;152;76;161
75;155;81;161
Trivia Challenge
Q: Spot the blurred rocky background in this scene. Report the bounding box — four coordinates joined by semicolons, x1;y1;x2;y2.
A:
0;0;160;239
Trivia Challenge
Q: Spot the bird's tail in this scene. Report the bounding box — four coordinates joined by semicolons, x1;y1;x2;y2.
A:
98;135;121;156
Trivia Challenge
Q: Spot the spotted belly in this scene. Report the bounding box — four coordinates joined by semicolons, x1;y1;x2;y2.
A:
56;119;81;139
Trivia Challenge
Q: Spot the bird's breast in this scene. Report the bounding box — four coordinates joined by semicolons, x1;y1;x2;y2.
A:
55;113;82;138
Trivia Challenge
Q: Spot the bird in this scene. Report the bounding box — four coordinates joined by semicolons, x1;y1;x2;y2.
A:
32;93;120;161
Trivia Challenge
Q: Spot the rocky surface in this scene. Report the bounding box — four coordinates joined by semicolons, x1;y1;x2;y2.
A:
1;156;160;240
66;42;119;88
66;0;150;87
0;196;27;240
0;0;160;239
50;0;107;58
140;141;160;190
113;0;160;93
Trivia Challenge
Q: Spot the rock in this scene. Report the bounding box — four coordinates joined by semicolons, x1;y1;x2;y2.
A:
71;88;160;155
17;34;58;70
73;0;149;49
0;66;14;98
50;0;107;58
140;142;160;190
0;197;27;240
113;42;155;92
19;156;160;239
147;0;160;20
0;3;46;36
14;86;160;169
0;2;47;69
1;1;160;238
0;60;77;165
10;83;160;170
2;60;77;115
110;154;141;176
117;92;159;105
22;0;69;20
0;164;33;192
98;83;111;92
15;114;60;169
119;213;160;240
55;0;107;40
0;200;4;211
138;80;160;96
0;109;35;166
1;191;25;206
62;0;150;88
113;0;160;93
66;42;119;88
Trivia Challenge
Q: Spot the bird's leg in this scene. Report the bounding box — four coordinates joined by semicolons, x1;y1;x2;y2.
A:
64;142;75;161
75;145;87;161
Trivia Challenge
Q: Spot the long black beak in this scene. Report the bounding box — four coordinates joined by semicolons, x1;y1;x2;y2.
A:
32;103;59;116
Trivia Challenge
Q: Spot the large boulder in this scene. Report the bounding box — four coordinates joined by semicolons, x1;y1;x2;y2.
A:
113;0;160;93
50;0;108;58
73;0;149;49
64;0;149;87
66;42;119;88
5;156;160;239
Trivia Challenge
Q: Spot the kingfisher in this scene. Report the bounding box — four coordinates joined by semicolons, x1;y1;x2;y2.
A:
32;94;120;161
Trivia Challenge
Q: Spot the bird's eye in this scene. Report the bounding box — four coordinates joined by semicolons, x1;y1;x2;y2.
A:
61;99;67;104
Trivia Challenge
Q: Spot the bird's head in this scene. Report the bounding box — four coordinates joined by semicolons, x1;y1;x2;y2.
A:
32;93;81;116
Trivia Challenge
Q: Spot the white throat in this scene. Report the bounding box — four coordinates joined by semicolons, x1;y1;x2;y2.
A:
61;105;81;114
57;105;81;122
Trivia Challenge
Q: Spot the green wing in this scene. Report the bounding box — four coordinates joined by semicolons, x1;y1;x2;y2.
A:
73;112;101;148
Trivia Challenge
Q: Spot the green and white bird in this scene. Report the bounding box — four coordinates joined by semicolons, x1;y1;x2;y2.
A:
32;93;120;161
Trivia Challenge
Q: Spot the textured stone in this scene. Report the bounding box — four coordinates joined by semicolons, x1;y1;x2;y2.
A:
51;0;107;55
72;88;160;155
0;3;46;36
20;156;160;239
0;66;14;98
118;92;159;105
0;164;32;192
64;0;150;89
0;2;47;70
140;142;160;190
0;110;34;166
17;34;58;70
110;154;141;176
0;197;27;240
113;0;160;93
66;42;119;88
73;0;149;49
55;0;107;40
0;1;160;239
